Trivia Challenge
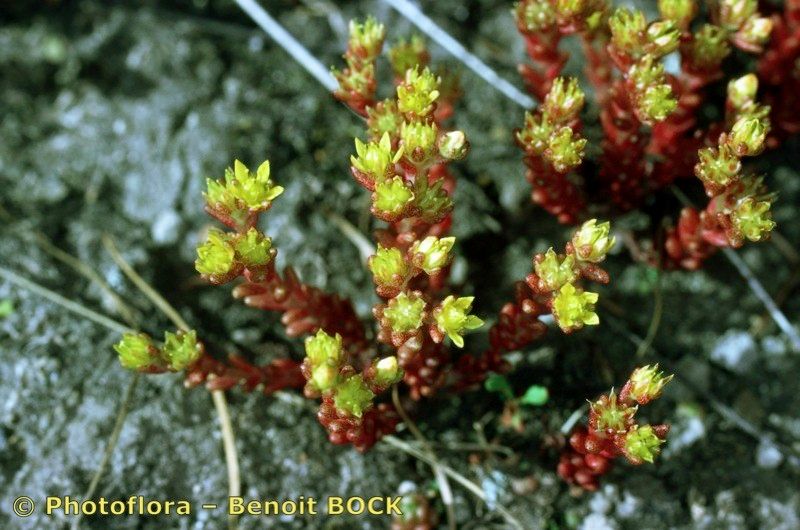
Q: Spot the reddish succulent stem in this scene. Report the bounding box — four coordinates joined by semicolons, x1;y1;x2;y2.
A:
185;353;305;395
232;263;369;355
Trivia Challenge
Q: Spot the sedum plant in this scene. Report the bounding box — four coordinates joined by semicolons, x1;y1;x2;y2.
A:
558;365;674;490
109;15;686;496
512;0;781;270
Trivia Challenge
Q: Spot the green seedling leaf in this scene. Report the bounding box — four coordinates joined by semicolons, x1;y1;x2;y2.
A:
520;385;549;406
485;373;514;401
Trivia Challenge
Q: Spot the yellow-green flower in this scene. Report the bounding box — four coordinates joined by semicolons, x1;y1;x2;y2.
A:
334;375;375;418
373;176;414;218
205;160;284;213
572;219;615;262
543;77;585;123
410;236;455;275
686;24;730;71
304;330;344;368
234;228;274;268
114;332;160;370
195;229;236;277
545;126;586;173
383;292;427;332
351;133;401;182
368;245;410;289
534;248;578;291
695;145;741;188
400;121;438;163
591;391;636;434
624;424;665;463
552;283;599;331
388;35;429;78
397;66;440;117
627;364;674;404
433;295;483;348
348;17;386;59
162;330;202;370
732;196;776;242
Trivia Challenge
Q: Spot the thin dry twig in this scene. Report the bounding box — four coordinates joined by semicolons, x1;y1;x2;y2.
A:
71;375;140;530
102;234;241;530
392;386;456;530
0;266;132;335
383;435;525;530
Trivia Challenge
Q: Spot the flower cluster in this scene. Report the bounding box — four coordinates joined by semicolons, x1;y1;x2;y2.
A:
559;365;673;491
665;75;775;268
511;0;785;272
302;330;402;451
333;17;386;116
342;24;484;400
517;77;587;223
114;330;202;372
452;219;615;392
513;0;609;100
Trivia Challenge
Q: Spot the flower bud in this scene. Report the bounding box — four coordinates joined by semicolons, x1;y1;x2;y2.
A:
114;332;161;371
590;391;636;434
718;0;757;29
728;116;767;156
195;229;236;278
351;133;400;183
686;24;730;71
609;8;647;56
383;292;427;333
311;364;339;392
400;121;438;163
304;330;344;368
658;0;697;30
348;17;386;60
410;236;456;275
369;245;410;290
234;228;274;269
646;20;681;57
545;126;587;173
534;248;578;291
543;77;585;123
333;375;375;418
438;130;469;160
433;295;483;348
624;424;665;464
727;74;758;110
388;35;429;78
627;365;674;405
736;16;773;50
571;219;615;262
552;283;600;332
162;330;202;370
373;356;403;388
